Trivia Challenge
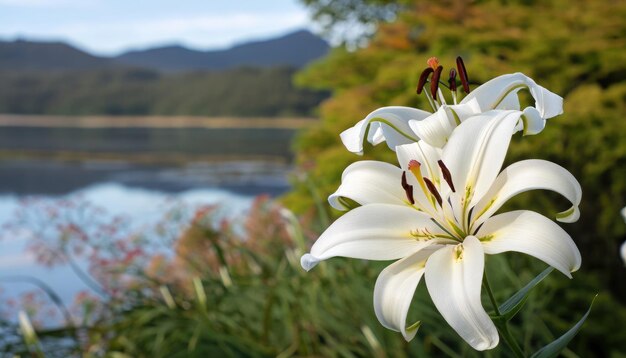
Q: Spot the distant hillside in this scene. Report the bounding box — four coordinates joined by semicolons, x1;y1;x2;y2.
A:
114;30;329;71
0;30;330;117
0;30;329;72
0;40;112;71
0;67;328;117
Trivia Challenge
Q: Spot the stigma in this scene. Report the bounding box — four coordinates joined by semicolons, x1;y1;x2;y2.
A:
427;57;440;70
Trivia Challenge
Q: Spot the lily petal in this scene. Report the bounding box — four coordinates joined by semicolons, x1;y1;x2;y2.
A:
495;89;521;111
461;72;563;121
442;110;521;208
409;106;457;147
477;210;582;277
519;106;545;135
374;245;440;341
340;106;429;154
301;204;445;271
425;236;499;351
472;159;582;226
329;161;406;211
408;100;483;148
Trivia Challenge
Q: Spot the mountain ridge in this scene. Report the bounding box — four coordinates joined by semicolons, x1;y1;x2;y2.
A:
0;39;112;70
0;29;329;72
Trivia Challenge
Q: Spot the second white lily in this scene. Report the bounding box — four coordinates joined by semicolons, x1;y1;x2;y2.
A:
341;71;563;154
301;110;581;350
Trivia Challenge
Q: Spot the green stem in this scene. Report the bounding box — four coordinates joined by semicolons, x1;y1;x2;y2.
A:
497;319;526;358
483;271;525;358
483;272;501;316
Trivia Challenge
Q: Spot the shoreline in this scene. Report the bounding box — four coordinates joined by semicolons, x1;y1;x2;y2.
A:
0;114;317;129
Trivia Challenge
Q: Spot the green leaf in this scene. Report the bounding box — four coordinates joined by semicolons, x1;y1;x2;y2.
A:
496;267;554;321
530;295;596;358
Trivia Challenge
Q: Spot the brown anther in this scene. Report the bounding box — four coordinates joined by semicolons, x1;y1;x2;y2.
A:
430;65;443;98
448;68;457;92
456;56;470;93
427;57;440;70
423;177;443;207
401;172;415;205
416;67;434;94
437;160;456;192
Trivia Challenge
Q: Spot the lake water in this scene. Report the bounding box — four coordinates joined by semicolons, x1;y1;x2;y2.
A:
0;125;297;161
0;123;299;326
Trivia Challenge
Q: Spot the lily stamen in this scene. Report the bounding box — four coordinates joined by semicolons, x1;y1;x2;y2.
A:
416;67;434;95
430;65;444;99
437;160;456;192
456;56;470;93
401;171;415;205
423;177;443;207
448;68;458;104
448;69;457;92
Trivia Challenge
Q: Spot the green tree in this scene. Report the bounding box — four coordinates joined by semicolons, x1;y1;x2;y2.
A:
285;1;626;354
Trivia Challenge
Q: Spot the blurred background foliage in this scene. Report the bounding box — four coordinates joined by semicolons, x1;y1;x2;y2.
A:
281;0;626;355
9;197;613;357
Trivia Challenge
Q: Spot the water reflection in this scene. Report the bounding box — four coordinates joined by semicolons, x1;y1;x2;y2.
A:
0;159;290;196
0;159;290;325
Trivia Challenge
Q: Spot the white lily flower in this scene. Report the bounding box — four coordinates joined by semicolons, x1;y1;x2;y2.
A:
341;69;563;153
302;110;581;350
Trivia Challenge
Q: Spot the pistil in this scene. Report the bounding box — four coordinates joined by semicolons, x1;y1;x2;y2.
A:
408;160;429;200
427;57;440;70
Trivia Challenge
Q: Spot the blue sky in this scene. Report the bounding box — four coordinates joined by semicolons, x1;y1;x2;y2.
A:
0;0;315;55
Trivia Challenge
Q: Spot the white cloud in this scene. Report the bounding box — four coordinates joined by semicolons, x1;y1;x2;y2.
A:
139;13;297;32
126;11;310;47
97;11;309;39
0;10;312;55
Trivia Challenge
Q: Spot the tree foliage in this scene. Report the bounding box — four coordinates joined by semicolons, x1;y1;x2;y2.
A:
285;1;626;353
0;67;328;117
300;0;410;45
